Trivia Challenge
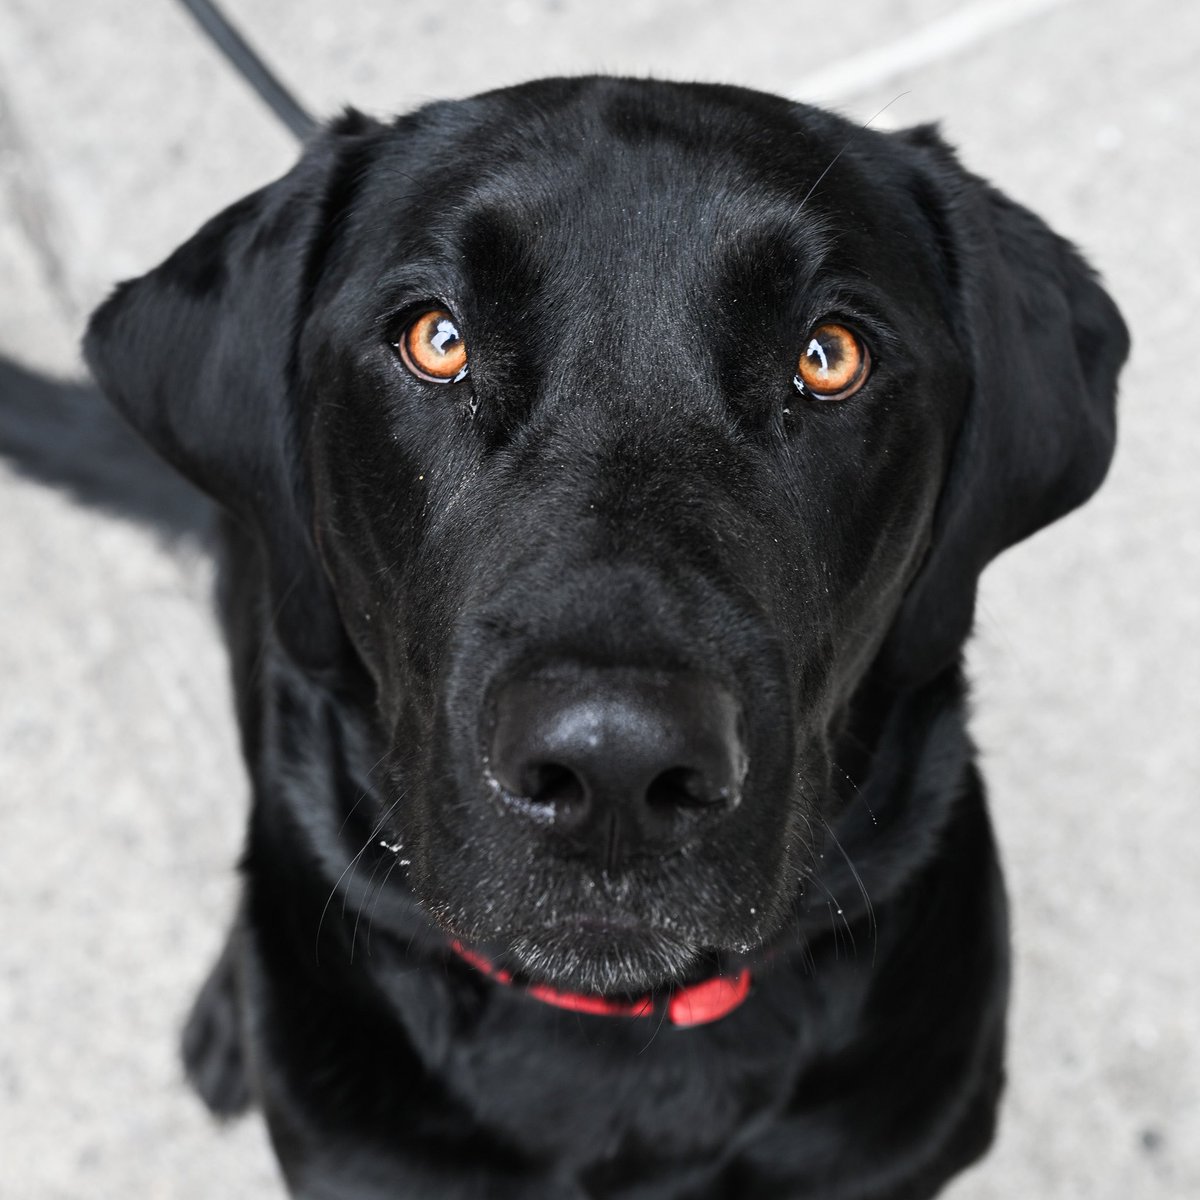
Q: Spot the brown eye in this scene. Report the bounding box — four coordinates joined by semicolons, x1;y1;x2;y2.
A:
794;322;869;401
397;309;469;383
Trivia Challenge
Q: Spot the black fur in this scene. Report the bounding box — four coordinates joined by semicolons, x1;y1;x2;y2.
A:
83;78;1127;1198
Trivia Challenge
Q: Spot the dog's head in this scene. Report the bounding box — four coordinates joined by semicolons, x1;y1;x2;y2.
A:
85;79;1126;995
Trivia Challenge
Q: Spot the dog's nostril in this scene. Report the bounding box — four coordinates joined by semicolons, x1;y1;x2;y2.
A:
646;766;725;811
523;762;586;812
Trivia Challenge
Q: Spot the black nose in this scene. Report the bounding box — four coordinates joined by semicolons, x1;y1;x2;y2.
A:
487;672;745;853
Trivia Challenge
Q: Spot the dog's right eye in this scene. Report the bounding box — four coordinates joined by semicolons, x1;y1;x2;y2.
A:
395;310;469;384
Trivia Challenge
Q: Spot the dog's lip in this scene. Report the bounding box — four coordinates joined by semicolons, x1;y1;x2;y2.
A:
551;913;652;935
500;916;719;995
496;912;670;958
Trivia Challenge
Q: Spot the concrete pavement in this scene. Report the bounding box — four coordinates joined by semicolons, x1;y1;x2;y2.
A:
1;1;1197;1196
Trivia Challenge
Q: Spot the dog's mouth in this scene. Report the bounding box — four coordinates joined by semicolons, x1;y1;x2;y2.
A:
467;914;716;997
407;819;786;997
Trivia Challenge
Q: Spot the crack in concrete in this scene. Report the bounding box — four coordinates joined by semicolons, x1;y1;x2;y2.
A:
793;0;1080;107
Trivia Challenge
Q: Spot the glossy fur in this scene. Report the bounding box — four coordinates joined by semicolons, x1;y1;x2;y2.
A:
84;78;1127;1199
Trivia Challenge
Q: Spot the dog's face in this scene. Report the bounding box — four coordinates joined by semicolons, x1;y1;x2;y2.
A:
85;79;1126;995
301;85;967;992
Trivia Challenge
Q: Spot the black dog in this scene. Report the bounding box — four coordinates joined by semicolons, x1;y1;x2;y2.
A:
84;77;1127;1198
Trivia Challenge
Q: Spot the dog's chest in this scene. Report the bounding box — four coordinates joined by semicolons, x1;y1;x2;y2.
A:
430;977;825;1174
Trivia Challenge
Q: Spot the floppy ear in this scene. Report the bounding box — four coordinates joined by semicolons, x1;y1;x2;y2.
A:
882;128;1130;684
83;112;383;671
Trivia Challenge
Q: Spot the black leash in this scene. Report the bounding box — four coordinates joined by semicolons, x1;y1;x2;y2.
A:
175;0;315;142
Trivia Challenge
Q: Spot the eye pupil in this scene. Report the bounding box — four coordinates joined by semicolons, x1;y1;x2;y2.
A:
805;336;831;372
429;319;460;354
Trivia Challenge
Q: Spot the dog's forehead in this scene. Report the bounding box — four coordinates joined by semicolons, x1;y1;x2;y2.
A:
352;81;920;292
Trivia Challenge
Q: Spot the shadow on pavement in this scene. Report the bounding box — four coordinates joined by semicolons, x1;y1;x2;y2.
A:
0;355;212;543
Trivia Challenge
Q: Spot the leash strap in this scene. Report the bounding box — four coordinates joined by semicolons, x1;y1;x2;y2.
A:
175;0;315;141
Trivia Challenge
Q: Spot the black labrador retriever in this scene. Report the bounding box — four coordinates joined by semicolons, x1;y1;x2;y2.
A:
83;77;1127;1199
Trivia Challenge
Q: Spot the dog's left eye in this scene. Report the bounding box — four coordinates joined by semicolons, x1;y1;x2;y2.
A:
793;323;870;401
395;309;469;384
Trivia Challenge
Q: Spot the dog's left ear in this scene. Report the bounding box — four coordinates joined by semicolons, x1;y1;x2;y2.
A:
84;112;384;671
882;127;1130;684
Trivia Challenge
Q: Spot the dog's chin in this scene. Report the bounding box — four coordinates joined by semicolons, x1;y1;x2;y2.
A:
505;921;706;996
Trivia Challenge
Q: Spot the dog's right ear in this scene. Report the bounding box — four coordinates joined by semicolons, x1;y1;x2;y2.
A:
84;112;384;671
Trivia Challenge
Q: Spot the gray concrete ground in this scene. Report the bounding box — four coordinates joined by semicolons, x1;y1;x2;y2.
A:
1;1;1197;1196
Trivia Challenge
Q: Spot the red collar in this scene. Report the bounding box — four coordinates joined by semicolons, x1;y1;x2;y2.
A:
449;940;751;1028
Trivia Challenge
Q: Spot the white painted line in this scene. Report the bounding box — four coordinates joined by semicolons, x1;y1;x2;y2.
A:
792;0;1080;108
